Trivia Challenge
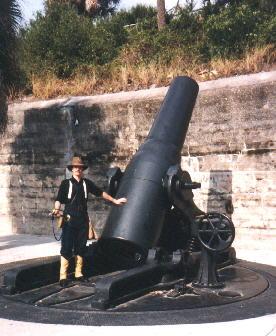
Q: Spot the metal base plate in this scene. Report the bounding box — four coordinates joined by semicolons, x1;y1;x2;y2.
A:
0;259;276;325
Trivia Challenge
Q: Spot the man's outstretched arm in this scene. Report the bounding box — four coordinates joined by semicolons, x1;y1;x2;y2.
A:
102;192;127;205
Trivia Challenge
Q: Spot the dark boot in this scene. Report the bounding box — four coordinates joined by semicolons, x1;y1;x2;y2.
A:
59;278;70;287
59;256;69;287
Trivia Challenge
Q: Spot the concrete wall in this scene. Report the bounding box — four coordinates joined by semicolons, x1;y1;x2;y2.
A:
0;71;275;249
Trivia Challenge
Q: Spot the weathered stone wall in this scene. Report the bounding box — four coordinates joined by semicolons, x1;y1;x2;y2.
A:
0;71;275;249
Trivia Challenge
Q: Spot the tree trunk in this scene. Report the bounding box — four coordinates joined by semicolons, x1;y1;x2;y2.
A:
157;0;166;30
0;72;8;134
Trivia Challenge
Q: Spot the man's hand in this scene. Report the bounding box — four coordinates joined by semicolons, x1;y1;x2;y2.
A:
102;192;127;205
52;209;61;217
53;201;61;216
113;197;127;205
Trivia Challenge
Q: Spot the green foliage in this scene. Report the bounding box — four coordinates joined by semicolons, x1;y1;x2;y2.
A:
120;5;203;65
114;5;156;26
258;15;276;45
17;0;276;94
0;0;22;88
21;3;127;78
201;0;275;15
169;7;204;57
201;0;275;58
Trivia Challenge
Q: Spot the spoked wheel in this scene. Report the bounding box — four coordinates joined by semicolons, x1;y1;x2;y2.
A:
196;213;235;252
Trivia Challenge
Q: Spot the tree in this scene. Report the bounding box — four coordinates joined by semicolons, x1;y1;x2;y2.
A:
202;0;276;14
22;2;127;78
0;0;22;132
157;0;166;30
0;0;22;88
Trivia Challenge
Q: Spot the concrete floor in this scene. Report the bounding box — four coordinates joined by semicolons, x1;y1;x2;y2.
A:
0;233;276;336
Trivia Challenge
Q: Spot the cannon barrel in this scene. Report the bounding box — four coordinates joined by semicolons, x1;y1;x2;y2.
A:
99;76;199;262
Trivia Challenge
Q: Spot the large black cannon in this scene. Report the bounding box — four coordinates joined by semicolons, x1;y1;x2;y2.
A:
99;77;234;266
100;77;200;262
1;76;249;319
85;76;236;307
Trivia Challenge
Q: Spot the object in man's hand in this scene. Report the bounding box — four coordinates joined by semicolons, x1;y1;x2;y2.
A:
57;214;70;229
51;210;70;229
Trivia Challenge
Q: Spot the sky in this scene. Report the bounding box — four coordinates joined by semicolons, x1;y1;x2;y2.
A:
19;0;199;24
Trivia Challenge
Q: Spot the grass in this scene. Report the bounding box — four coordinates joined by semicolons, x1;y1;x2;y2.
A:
27;45;275;100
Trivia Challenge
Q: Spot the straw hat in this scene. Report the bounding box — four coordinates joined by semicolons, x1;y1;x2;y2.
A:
67;156;88;171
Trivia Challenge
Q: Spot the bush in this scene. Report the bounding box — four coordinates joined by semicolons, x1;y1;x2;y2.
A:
114;5;156;27
203;4;264;57
169;7;204;59
118;5;204;66
17;0;276;97
257;15;276;45
21;3;127;78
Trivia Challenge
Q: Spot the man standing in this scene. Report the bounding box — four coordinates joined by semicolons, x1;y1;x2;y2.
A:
53;156;126;287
